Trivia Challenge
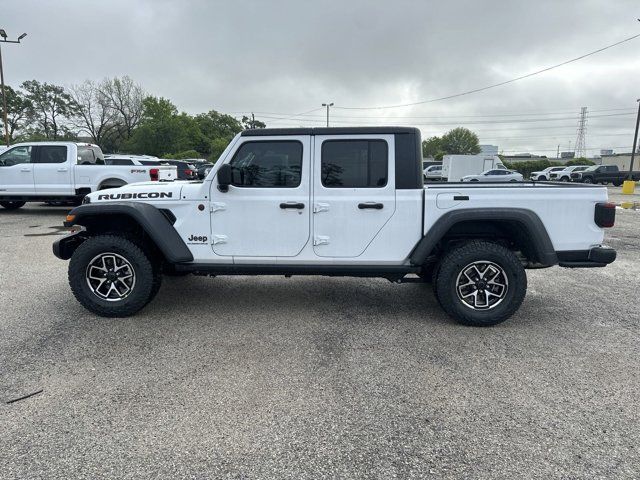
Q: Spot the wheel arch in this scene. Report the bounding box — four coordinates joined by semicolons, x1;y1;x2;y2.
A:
410;208;558;267
56;202;193;263
98;178;128;190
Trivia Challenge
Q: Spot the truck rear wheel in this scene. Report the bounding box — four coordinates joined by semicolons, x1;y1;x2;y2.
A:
68;235;159;317
0;201;26;210
435;241;527;326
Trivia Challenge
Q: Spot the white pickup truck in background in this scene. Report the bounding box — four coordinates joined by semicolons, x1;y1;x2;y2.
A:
0;142;177;210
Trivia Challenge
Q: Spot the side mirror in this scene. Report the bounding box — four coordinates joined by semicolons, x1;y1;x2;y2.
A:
217;163;232;192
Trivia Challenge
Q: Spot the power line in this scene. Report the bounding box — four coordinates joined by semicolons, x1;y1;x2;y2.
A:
333;32;640;110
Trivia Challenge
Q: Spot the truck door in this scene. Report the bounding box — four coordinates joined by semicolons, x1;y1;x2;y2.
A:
33;145;73;195
312;135;396;257
210;136;311;257
0;146;35;194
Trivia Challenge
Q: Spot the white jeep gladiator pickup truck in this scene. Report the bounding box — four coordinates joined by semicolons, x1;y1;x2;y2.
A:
53;127;616;326
0;142;176;209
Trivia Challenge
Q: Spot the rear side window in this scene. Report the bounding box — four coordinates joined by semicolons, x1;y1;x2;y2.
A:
321;140;387;188
229;141;303;188
0;146;32;166
37;146;67;164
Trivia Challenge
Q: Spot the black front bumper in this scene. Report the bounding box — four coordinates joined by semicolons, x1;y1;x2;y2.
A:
52;230;86;260
557;246;617;268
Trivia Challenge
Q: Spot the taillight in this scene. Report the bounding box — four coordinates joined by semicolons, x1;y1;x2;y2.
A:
149;168;159;181
595;202;616;228
185;169;193;176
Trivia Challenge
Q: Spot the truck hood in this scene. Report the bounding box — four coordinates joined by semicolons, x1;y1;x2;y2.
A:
86;181;186;203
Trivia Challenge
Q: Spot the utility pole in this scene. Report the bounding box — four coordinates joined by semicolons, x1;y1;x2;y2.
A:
574;106;588;158
251;112;256;129
0;29;27;147
556;144;560;159
628;98;640;180
322;102;333;127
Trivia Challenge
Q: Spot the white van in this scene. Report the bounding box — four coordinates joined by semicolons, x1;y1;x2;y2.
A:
442;154;506;182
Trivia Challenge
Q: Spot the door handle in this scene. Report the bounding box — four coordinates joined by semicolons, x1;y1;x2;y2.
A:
358;202;384;210
20;168;31;172
280;202;305;209
57;168;69;172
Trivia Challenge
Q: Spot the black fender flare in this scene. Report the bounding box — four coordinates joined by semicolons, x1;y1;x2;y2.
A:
54;202;193;263
409;208;558;266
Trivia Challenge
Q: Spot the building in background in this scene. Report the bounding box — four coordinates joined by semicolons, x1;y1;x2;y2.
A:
600;153;636;170
480;144;499;155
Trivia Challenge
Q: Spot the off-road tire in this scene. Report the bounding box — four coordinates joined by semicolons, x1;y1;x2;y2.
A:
68;235;156;317
435;240;527;327
0;201;26;210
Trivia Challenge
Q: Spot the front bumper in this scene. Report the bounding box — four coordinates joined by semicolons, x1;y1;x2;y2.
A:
557;246;617;268
53;230;86;260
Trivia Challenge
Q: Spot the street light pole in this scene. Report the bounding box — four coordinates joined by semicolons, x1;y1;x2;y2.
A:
0;29;28;147
322;102;334;127
628;98;640;180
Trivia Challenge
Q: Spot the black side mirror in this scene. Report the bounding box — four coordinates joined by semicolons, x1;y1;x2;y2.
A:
217;163;232;192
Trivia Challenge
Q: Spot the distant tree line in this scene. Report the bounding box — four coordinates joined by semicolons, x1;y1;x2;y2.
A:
0;76;266;160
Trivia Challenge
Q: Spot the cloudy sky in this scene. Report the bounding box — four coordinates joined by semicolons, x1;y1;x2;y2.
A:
3;0;639;155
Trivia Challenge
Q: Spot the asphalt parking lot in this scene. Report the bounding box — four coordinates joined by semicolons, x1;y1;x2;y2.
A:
1;187;639;479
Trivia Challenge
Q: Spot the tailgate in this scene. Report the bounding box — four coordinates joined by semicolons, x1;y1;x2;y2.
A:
157;166;177;181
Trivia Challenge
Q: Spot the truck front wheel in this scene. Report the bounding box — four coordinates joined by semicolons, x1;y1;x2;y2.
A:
68;235;159;317
0;201;26;210
435;241;527;326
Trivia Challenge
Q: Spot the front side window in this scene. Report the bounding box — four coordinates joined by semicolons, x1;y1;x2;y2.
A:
38;146;67;164
321;140;387;188
229;141;302;188
0;146;32;166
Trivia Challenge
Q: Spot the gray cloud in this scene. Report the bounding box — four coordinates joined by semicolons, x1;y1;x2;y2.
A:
3;0;639;155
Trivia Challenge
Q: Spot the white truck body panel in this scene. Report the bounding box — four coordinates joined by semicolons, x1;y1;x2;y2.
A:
442;155;505;182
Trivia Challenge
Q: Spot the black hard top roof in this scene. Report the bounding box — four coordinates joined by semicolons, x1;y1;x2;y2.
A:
241;126;420;137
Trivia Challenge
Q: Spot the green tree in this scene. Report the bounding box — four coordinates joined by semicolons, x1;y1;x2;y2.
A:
125;97;191;156
440;127;481;155
0;85;32;140
21;80;78;139
422;136;445;160
241;115;266;129
566;158;595;166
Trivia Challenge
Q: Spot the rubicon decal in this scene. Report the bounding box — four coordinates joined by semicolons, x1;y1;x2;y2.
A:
97;192;173;200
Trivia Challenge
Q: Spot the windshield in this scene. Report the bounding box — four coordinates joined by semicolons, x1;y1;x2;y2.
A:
584;165;599;171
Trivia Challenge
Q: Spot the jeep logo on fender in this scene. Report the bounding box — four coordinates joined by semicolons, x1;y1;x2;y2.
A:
97;192;173;200
187;234;208;243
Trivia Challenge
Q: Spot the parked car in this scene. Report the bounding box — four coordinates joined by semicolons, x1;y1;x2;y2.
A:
462;169;523;182
529;166;565;181
548;165;590;181
423;164;443;181
571;164;640;185
55;126;616;327
0;142;176;209
161;160;198;180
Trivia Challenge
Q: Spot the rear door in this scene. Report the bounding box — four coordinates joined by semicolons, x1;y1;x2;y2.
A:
312;135;396;257
210;136;311;257
33;145;73;195
0;146;35;194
